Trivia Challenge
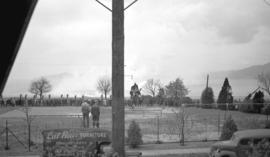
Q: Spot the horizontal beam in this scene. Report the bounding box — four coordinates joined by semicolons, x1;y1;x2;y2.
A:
95;0;138;12
124;0;138;11
96;0;112;12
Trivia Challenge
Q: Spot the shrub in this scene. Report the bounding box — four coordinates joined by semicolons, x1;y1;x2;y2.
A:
127;120;143;148
248;138;270;157
253;90;265;113
262;105;270;121
238;102;254;113
265;121;270;129
220;115;238;140
201;87;214;105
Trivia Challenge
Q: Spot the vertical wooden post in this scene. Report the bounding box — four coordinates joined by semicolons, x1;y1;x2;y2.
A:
112;0;125;156
5;120;9;150
28;123;31;151
157;115;160;143
218;113;220;136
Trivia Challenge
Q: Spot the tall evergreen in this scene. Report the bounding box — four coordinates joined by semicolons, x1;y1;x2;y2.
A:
201;74;214;104
253;90;264;113
217;78;233;104
201;87;214;104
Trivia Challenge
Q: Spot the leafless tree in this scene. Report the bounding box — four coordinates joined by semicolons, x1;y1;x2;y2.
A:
173;105;193;145
258;72;270;96
143;79;162;97
29;77;52;99
19;97;35;151
97;76;111;101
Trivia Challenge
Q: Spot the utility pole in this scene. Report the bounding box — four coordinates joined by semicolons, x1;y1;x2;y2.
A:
206;74;209;88
112;1;125;155
95;0;138;156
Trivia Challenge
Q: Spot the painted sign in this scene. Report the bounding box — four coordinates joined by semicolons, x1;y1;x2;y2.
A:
42;128;111;157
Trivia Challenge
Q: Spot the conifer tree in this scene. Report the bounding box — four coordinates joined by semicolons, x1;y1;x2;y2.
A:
201;87;214;104
253;90;264;113
217;78;233;104
127;120;143;148
220;115;238;140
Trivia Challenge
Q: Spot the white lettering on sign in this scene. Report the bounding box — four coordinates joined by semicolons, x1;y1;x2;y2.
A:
45;130;108;140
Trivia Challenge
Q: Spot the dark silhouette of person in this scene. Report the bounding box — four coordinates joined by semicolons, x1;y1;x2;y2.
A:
81;100;90;128
91;100;100;128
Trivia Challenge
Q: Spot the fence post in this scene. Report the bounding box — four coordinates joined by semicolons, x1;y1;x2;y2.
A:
28;123;31;152
218;113;220;136
75;95;77;106
5;120;9;150
60;94;63;106
156;115;161;144
66;94;69;106
205;118;208;141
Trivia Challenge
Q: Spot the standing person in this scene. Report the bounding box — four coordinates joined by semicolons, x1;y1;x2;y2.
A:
81;100;90;128
91;99;100;128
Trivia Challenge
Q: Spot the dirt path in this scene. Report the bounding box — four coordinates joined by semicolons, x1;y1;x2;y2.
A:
130;147;210;156
5;148;210;157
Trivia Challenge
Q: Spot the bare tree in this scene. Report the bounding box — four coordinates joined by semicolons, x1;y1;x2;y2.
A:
19;96;35;151
173;105;193;146
96;76;111;101
29;77;52;98
143;79;162;97
258;72;270;96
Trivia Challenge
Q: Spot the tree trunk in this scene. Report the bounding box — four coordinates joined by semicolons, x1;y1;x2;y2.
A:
105;91;107;100
104;91;107;106
28;123;31;152
181;118;185;146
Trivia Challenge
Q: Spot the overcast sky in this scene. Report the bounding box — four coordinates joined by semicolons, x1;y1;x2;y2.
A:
4;0;270;97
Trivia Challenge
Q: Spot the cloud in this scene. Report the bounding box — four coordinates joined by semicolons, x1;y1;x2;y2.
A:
141;0;270;44
4;0;270;97
194;0;270;44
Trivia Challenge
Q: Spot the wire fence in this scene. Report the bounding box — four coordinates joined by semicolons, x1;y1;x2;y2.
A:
0;103;269;151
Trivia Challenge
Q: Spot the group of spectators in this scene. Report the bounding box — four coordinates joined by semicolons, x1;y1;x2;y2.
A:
81;99;100;128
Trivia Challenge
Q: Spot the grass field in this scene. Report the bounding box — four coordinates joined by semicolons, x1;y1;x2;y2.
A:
0;105;268;152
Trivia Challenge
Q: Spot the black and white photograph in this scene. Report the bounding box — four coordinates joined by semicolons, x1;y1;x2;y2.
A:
1;0;270;157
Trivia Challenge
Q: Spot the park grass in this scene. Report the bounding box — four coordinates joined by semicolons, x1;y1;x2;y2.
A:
0;106;19;115
0;106;268;154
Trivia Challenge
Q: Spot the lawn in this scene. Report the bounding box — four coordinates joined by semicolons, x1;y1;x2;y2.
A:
0;106;268;153
0;106;19;115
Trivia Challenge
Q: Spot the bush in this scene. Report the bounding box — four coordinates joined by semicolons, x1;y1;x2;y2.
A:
265;121;270;129
220;115;238;140
127;120;143;148
262;105;270;120
238;102;254;113
253;90;264;113
248;138;270;157
201;87;214;105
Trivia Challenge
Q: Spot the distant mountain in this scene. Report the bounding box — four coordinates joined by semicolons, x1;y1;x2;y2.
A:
3;72;73;97
188;62;270;99
210;62;270;80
